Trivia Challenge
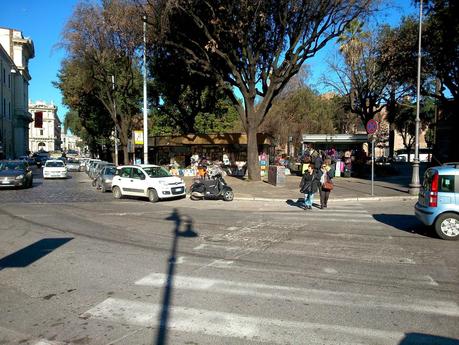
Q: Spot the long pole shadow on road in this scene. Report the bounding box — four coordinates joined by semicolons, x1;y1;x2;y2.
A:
154;208;198;345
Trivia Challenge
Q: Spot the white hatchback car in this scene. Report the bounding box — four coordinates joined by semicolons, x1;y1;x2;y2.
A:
43;159;68;179
111;165;186;202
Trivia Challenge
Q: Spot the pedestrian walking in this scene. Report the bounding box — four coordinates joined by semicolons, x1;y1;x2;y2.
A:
319;160;334;209
299;163;320;210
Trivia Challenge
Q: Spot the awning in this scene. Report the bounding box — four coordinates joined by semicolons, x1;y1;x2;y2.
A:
302;134;368;143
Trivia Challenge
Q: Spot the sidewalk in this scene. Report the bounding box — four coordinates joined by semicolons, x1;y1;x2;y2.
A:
183;174;418;202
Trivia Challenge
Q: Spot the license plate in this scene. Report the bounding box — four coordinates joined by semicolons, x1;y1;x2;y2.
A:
172;187;184;192
2;180;11;184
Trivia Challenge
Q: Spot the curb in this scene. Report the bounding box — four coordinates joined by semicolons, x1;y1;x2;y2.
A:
234;195;418;203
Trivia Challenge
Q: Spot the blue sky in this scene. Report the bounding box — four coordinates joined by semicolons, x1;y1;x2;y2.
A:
0;0;418;122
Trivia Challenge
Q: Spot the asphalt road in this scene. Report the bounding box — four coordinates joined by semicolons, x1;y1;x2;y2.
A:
0;170;458;345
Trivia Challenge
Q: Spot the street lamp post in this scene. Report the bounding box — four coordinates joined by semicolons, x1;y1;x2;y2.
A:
111;75;118;166
409;0;423;195
143;15;149;164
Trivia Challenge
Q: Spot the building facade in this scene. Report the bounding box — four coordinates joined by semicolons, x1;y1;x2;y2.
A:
61;129;83;154
28;101;62;153
0;27;34;158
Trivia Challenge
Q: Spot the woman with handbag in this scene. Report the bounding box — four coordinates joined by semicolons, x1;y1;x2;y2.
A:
319;161;334;209
299;163;320;210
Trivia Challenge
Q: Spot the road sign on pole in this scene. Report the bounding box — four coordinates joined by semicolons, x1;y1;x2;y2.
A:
366;119;379;135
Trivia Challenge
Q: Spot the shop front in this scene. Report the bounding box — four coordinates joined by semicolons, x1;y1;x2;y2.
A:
150;133;273;176
302;134;369;177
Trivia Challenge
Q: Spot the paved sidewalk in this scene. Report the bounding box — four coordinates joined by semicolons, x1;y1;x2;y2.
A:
183;174;418;202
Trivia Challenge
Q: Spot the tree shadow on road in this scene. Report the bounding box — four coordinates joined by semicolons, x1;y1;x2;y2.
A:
372;214;436;238
154;208;198;345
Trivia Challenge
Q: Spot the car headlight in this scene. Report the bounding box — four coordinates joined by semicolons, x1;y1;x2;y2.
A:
16;174;24;180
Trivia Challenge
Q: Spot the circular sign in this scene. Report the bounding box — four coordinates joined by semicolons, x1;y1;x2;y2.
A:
366;119;379;134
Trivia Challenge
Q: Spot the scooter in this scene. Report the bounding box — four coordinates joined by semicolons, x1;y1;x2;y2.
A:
190;166;234;201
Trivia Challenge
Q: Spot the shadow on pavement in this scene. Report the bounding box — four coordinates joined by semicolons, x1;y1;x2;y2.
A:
398;332;459;345
286;199;305;209
0;238;73;270
155;208;198;345
373;214;435;238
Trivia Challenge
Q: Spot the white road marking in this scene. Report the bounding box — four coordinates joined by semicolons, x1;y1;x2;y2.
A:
324;267;338;274
265;247;416;265
425;275;439;286
82;297;405;345
209;259;234;267
135;273;459;316
193;243;242;251
34;340;66;345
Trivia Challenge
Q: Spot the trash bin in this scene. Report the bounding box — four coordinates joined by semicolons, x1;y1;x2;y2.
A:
268;165;286;187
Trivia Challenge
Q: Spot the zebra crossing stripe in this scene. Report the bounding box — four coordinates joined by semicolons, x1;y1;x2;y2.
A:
81;297;404;345
135;273;459;317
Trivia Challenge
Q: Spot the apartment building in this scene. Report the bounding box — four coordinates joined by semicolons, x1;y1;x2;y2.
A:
0;27;34;158
29;101;62;153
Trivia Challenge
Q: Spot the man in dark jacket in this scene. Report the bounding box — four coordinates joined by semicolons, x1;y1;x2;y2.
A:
299;163;320;210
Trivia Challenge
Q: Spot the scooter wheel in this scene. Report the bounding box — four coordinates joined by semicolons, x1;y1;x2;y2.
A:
223;190;234;201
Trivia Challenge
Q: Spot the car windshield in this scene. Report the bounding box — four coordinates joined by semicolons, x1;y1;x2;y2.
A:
143;166;171;178
45;161;65;168
0;162;26;170
68;159;80;164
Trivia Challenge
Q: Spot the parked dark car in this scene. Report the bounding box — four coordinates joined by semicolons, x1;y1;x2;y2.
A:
0;160;33;188
35;156;48;168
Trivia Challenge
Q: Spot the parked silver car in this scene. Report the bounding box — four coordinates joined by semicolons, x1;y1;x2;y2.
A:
96;165;117;192
66;159;81;172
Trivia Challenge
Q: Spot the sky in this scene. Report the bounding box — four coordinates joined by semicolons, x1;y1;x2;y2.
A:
0;0;418;122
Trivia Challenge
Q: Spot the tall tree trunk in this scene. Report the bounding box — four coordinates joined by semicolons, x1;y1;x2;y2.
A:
123;145;129;165
246;125;260;181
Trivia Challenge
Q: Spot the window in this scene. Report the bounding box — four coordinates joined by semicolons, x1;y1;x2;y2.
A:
144;166;171;178
132;168;145;180
120;167;132;178
40;130;43;136
439;175;455;193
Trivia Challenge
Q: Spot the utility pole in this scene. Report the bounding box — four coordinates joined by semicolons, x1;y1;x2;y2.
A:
112;75;118;166
143;15;148;164
409;0;423;195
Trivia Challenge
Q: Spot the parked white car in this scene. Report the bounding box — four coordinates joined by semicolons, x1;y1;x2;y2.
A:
111;165;186;202
43;159;68;179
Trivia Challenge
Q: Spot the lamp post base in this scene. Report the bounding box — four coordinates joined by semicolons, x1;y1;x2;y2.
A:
409;160;421;195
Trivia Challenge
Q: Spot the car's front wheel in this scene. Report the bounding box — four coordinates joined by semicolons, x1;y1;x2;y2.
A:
112;186;123;199
148;189;159;203
435;213;459;240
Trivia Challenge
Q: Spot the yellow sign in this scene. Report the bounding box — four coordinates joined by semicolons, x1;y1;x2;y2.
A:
133;130;143;145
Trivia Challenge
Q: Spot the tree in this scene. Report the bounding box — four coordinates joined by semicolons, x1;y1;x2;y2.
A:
59;0;143;164
393;97;435;162
325;24;387;128
261;87;347;150
145;0;372;180
421;0;459;104
148;40;239;134
56;59;114;159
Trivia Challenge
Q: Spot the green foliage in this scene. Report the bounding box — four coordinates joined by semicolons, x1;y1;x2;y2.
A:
149;97;240;135
262;87;355;146
393;97;436;151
